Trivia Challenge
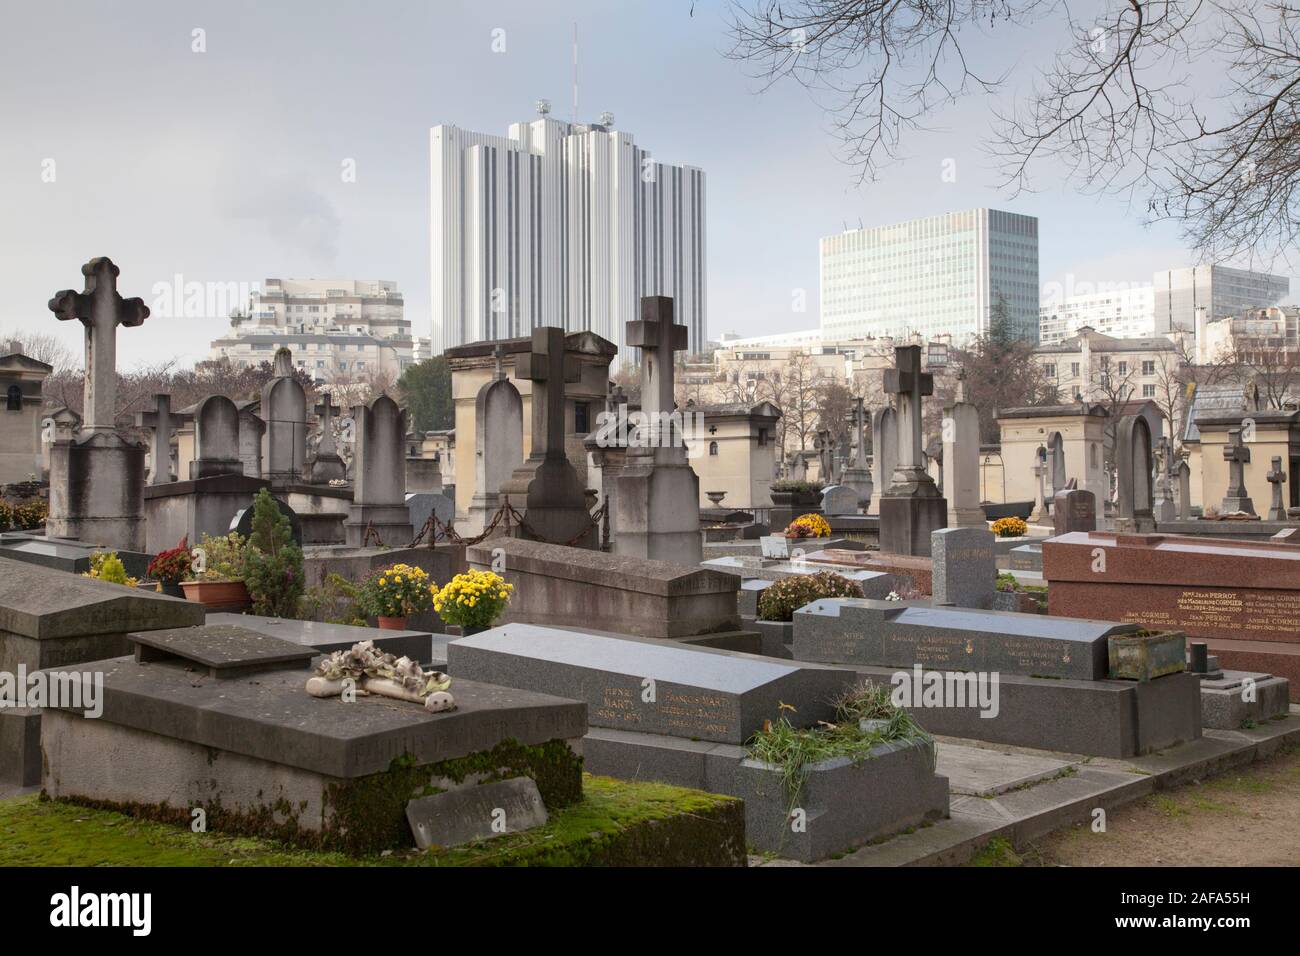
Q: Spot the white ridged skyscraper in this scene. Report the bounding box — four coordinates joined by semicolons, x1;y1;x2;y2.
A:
430;113;706;358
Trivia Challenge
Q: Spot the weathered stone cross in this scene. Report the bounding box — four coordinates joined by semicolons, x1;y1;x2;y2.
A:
626;296;687;453
1267;455;1288;520
852;396;867;469
491;343;508;382
49;257;149;434
314;392;339;457
516;326;580;460
1223;426;1251;497
135;393;191;484
883;345;933;480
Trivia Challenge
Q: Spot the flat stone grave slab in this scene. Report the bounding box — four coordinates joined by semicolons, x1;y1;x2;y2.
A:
448;624;857;743
935;741;1078;797
406;776;547;849
207;612;431;664
0;533;153;578
1199;670;1291;729
792;599;1142;680
129;624;316;678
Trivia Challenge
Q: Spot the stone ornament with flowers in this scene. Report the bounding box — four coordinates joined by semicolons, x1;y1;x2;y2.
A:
785;513;831;539
359;563;435;630
305;639;455;713
434;569;513;635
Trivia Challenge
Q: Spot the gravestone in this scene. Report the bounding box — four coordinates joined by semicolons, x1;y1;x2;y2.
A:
1052;488;1097;535
406;777;548;849
190;395;243;478
1029;456;1050;524
466;537;740;639
1175;460;1192;519
135;393;191;485
470;344;523;532
407;491;454;542
878;346;947;556
46;257;149;551
613;297;702;565
308;392;346;484
1266;456;1287;521
1153;437;1177;523
1220;426;1255;515
1043;531;1300;701
820;484;859;516
942;371;983;528
792;599;1141;680
345;394;413;547
869;406;897;515
1115;412;1156;532
839;396;874;510
498;327;596;549
930;527;996;610
237;403;265;478
261;347;308;486
448;625;854;743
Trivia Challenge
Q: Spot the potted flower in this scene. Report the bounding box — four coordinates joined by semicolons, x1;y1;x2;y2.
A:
433;569;513;636
785;513;831;539
181;531;250;610
82;551;139;588
754;571;863;651
359;563;435;630
832;680;897;735
145;535;190;598
991;516;1028;538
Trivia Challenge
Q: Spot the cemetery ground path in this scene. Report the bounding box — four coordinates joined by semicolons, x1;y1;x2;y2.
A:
997;743;1300;866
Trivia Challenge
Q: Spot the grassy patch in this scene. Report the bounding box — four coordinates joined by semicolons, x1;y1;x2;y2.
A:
0;775;743;868
969;836;1023;867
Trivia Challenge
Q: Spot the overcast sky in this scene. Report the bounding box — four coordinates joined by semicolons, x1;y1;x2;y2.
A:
1;0;1294;370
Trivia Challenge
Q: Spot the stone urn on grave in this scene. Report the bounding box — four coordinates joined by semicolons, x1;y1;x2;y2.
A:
706;491;727;508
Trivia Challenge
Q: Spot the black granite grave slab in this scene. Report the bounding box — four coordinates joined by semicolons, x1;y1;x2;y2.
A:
447;624;857;744
792;598;1139;680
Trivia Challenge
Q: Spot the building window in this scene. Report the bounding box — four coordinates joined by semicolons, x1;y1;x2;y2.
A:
5;385;21;411
574;402;590;434
1118;361;1128;375
757;428;769;446
1142;384;1156;398
709;441;719;456
1142;360;1155;375
1070;362;1080;377
1043;363;1056;378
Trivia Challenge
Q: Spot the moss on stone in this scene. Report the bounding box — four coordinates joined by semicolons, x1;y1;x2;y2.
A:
2;775;743;867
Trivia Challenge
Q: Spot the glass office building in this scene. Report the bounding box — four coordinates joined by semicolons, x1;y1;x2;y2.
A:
819;208;1039;346
1152;265;1289;335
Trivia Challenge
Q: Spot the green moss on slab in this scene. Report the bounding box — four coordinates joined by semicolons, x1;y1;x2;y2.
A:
968;836;1023;867
0;775;743;868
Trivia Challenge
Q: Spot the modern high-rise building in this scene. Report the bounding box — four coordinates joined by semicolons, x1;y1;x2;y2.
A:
430;112;706;357
1152;265;1289;334
1039;286;1156;345
210;278;414;382
819;208;1039;346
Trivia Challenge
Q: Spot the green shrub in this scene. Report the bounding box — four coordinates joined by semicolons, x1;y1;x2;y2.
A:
300;572;365;626
757;571;863;622
770;479;824;494
244;489;304;617
192;532;247;581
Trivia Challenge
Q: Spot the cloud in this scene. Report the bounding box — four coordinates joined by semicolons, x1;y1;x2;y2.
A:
212;162;341;265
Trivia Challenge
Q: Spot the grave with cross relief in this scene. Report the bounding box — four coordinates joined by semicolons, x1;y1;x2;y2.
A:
612;296;702;565
878;345;947;556
46;257;150;552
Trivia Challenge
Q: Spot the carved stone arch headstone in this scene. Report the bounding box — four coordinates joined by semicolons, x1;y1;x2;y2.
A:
469;376;523;531
1115;414;1155;532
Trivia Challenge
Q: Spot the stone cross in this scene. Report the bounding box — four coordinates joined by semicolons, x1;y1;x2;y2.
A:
314;392;339;457
954;367;967;404
817;429;833;481
625;296;687;453
49;257;149;434
492;343;508;382
516;326;580;460
1223;427;1251;498
1267;456;1287;521
135;393;191;484
883;345;933;482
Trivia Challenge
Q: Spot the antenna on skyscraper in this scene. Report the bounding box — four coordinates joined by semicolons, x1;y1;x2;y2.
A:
572;22;579;123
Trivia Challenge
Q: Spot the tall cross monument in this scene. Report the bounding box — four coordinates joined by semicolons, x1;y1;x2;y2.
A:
878;345;947;556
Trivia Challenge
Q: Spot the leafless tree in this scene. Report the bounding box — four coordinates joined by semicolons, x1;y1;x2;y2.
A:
729;1;1300;265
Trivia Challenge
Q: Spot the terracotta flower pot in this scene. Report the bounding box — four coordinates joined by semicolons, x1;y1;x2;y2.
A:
180;579;250;611
377;616;409;631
